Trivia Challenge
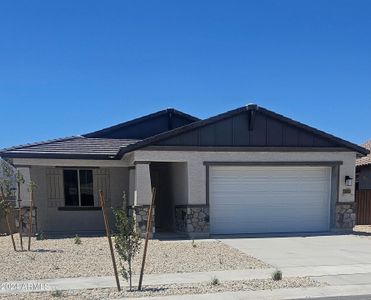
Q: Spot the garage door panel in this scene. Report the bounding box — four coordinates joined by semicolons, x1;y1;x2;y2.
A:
209;166;331;234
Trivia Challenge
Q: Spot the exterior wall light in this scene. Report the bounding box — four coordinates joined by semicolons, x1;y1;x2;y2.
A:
345;176;353;187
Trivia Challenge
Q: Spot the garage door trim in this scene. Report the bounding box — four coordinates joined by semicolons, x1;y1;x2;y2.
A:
207;163;334;234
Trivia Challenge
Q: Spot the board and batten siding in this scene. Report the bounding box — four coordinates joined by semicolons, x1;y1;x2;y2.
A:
93;168;111;206
46;168;64;207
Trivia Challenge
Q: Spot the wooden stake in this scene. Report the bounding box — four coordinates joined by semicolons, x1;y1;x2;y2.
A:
99;190;121;291
138;187;156;291
17;182;23;251
27;189;33;251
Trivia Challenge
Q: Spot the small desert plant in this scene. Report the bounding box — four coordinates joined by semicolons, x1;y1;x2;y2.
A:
51;290;63;297
36;231;45;240
113;208;141;291
74;235;82;245
210;276;220;286
0;199;11;216
26;253;36;261
272;269;283;281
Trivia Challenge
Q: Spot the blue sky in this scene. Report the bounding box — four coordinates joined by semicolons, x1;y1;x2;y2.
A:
0;0;370;149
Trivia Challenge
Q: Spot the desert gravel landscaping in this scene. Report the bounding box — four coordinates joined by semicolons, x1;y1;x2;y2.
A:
0;277;322;299
354;225;371;234
0;236;269;281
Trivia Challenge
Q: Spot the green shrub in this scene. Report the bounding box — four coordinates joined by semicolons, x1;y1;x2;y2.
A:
210;276;220;285
272;269;282;281
36;231;45;240
51;290;63;297
74;235;82;245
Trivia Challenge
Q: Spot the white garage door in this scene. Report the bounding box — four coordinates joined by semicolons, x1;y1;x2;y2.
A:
209;166;331;234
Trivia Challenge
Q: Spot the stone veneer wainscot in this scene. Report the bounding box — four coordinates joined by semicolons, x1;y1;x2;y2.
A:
175;205;209;237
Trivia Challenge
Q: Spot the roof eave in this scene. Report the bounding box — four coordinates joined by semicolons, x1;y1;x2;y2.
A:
0;152;119;160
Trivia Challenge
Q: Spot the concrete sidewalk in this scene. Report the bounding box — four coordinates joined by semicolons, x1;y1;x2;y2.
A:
3;263;371;295
0;269;274;294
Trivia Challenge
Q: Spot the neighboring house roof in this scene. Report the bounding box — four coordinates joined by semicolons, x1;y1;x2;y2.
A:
117;104;369;157
0;136;140;159
356;140;371;167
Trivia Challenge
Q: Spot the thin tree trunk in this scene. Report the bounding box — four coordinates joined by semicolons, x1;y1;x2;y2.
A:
6;214;16;251
17;182;23;251
27;189;33;251
129;259;132;291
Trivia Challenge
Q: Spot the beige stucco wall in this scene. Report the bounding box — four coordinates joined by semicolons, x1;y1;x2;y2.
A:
134;163;152;206
25;166;129;234
169;162;188;205
17;167;31;205
128;168;135;206
131;150;357;205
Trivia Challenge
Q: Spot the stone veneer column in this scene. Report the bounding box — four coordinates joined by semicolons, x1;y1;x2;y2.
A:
335;202;356;229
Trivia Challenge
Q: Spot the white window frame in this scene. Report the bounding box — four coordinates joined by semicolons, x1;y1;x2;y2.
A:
63;168;94;207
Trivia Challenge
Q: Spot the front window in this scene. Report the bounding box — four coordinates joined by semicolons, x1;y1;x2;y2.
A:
63;169;94;206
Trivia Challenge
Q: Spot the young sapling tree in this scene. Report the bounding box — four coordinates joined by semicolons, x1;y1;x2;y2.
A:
15;170;25;250
27;180;37;251
0;160;17;251
113;192;141;291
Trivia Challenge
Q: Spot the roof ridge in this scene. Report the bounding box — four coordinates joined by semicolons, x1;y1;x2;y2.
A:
83;137;140;141
0;136;82;153
83;108;200;138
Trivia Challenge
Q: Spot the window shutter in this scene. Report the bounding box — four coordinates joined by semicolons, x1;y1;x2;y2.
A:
46;168;64;207
93;168;110;207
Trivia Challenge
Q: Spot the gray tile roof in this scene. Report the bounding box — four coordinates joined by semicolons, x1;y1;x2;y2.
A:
0;136;140;159
356;140;371;167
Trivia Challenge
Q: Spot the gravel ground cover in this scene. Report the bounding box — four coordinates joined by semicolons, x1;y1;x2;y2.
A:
0;236;269;281
0;277;321;299
353;225;371;234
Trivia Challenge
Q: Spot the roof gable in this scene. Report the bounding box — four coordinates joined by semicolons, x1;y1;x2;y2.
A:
118;105;369;156
83;108;199;139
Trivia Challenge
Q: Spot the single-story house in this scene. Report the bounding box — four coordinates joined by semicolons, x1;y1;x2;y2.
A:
355;140;371;224
0;105;368;237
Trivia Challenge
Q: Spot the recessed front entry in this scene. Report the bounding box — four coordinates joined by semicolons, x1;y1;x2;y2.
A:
209;165;331;234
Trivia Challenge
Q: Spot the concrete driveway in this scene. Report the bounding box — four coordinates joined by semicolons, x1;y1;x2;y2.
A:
220;234;371;286
220;234;371;268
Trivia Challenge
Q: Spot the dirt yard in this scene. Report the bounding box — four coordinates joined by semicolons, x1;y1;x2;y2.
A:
0;236;269;281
